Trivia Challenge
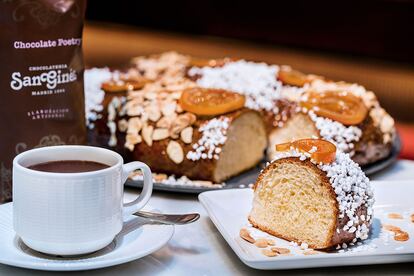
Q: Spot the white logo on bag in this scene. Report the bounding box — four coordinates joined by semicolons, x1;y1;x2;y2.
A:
10;69;77;91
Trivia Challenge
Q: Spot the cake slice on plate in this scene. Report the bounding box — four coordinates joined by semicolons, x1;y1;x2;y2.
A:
248;139;374;249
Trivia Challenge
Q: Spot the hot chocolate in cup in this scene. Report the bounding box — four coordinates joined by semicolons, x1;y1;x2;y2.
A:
12;145;153;256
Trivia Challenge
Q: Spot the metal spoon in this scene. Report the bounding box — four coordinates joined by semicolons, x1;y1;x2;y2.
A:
133;210;200;225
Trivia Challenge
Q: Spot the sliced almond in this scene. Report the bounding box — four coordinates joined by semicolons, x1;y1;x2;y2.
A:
170;91;182;100
126;102;144;116
153;173;168;182
158;92;169;99
125;143;135;152
254;238;269;248
152;128;169;141
262;249;278;257
140;112;149;123
266;239;276;246
144;92;157;100
142;125;154;146
183;112;197;125
118;119;128;132
156;116;174;129
176;104;184;113
387;213;403;219
169;128;180;139
127;92;144;103
166;141;184;164
239;228;255;243
180;127;193;144
127;117;143;134
383;224;401;232
170;113;195;138
146;105;161;122
125;134;142;151
394;230;410;241
271;247;290;254
303;250;318;255
161;102;177;117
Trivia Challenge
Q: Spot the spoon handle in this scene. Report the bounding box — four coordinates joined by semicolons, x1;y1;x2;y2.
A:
133;211;200;225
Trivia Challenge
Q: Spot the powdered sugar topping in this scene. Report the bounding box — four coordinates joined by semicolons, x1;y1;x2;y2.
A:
187;117;230;161
308;111;362;155
130;172;225;188
188;60;282;113
320;151;373;240
84;68;112;127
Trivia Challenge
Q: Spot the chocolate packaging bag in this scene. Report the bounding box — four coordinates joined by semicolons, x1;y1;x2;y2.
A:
0;0;87;202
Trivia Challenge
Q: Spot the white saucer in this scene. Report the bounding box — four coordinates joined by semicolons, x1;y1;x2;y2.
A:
0;202;174;271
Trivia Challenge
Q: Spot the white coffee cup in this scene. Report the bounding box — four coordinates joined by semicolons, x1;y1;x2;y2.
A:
12;145;153;256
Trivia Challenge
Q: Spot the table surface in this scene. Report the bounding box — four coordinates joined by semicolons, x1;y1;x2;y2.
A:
1;160;414;275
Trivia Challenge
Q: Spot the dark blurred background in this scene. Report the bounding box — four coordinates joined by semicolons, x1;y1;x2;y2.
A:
86;0;414;64
84;0;414;158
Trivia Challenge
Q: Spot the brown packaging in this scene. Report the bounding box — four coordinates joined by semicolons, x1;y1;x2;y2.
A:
0;0;87;202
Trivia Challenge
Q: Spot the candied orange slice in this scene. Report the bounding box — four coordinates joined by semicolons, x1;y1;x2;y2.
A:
179;88;245;116
301;91;368;125
189;57;234;68
277;67;311;87
101;77;148;93
275;139;336;164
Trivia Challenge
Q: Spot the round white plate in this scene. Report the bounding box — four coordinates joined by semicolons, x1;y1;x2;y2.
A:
0;202;174;271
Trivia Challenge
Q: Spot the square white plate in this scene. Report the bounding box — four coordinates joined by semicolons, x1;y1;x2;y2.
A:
199;180;414;270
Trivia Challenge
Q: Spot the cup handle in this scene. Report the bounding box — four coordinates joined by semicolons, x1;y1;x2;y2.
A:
121;161;153;217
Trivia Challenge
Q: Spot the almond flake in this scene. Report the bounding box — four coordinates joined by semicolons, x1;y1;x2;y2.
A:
161;102;177;116
180;127;193;144
170;113;195;138
153;173;168;182
126;100;144;116
153;128;169;141
166;140;184;164
125;134;142;151
387;213;403;219
140;112;149;122
142;125;154;146
127;117;143;134
146;105;161;122
144;92;157;100
176;104;184;113
127;92;144;103
303;250;318;255
254;238;269;248
184;112;197;124
158;92;169;99
170;91;182;100
239;228;255;243
118;119;128;132
394;230;409;241
262;249;278;257
382;224;401;232
156;116;174;128
271;247;290;254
